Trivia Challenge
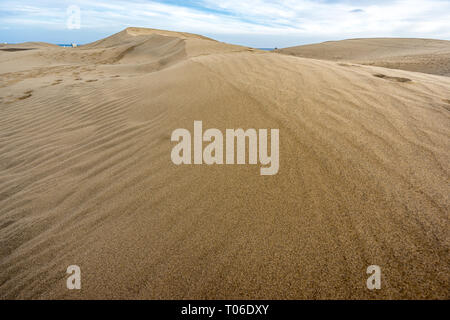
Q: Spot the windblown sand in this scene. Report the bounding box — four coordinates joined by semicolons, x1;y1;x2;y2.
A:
0;28;449;299
277;38;450;76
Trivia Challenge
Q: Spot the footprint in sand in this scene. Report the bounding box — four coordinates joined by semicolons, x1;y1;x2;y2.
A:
52;79;63;85
18;90;33;100
442;99;450;111
373;73;412;83
85;79;98;83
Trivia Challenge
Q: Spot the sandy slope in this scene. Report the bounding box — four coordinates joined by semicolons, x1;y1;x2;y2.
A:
0;28;449;299
277;38;450;76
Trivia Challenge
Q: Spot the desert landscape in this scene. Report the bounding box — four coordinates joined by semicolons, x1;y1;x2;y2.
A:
0;27;449;299
277;38;450;76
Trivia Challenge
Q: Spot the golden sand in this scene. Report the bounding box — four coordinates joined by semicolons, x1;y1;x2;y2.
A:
0;28;449;299
277;38;450;76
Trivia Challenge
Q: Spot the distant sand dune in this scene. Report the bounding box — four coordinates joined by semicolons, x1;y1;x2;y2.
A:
0;29;449;299
277;38;450;76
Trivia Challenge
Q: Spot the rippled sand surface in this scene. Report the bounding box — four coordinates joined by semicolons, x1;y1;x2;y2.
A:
0;28;449;299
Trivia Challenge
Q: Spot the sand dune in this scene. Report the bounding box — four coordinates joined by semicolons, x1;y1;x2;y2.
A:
0;28;449;299
0;42;60;49
277;38;450;76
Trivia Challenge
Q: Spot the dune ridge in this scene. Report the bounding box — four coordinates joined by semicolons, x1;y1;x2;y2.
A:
277;38;450;76
0;28;449;299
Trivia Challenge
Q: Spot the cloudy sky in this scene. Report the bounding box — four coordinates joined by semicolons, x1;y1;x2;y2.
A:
1;0;449;47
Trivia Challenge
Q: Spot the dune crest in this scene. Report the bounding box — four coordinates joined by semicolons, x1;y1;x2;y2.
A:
277;38;450;76
0;28;449;299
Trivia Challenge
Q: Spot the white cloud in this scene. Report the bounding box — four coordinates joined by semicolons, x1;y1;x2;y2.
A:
0;0;449;46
